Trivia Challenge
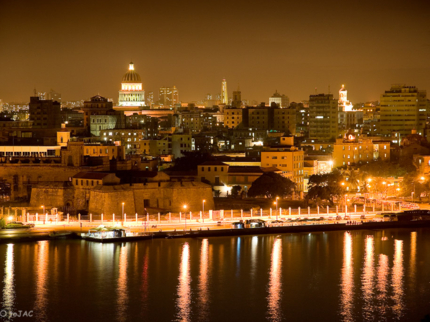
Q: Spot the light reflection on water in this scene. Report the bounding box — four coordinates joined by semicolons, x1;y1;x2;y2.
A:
267;238;282;322
176;242;191;322
410;231;416;284
340;232;354;322
198;239;209;320
392;239;404;319
35;241;48;321
361;235;374;320
376;253;389;316
2;244;14;319
0;229;428;321
117;245;128;322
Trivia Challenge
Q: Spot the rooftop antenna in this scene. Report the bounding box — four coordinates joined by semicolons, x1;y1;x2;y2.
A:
34;88;37;96
328;85;331;94
315;87;317;94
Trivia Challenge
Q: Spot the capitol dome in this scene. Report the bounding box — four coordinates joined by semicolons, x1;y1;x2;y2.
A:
122;62;141;83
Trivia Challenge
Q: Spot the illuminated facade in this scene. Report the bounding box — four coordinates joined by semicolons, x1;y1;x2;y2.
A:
269;90;289;108
332;132;390;167
221;79;228;104
338;84;353;112
261;148;305;191
224;108;242;128
118;62;145;107
380;84;427;136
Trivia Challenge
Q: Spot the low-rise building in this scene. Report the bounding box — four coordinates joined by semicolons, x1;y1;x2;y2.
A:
224;108;243;128
100;128;146;154
332;132;390;167
261;147;305;191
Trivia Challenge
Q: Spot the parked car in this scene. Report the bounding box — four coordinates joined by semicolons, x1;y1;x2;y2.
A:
231;222;245;229
270;220;284;226
401;203;419;210
4;221;34;229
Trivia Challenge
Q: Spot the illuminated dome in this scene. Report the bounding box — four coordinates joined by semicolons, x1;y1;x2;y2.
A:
122;62;141;83
118;62;145;107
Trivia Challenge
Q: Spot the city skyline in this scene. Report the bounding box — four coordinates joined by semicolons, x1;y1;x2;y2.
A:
1;0;429;103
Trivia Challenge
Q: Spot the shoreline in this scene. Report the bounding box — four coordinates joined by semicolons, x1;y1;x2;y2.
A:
1;220;430;243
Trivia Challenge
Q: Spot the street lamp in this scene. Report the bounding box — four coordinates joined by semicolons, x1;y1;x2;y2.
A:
341;182;347;211
122;202;125;224
41;205;45;221
202;200;206;223
183;205;187;230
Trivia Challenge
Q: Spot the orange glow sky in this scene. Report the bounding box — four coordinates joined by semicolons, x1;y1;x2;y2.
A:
0;0;429;103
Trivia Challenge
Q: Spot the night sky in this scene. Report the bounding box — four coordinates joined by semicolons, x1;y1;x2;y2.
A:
1;0;429;103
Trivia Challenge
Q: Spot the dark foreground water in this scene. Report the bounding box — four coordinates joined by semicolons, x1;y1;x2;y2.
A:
1;229;430;322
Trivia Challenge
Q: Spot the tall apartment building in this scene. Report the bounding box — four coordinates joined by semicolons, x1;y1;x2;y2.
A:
172;86;179;105
159;86;178;107
380;84;427;136
248;108;269;129
146;91;154;106
308;94;338;139
261;147;305;191
225;106;295;132
48;89;61;102
274;108;296;134
180;111;217;133
224;108;243;128
29;96;61;128
295;102;309;136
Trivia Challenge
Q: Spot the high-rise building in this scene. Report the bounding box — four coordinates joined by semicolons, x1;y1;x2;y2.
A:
147;91;154;106
47;89;61;102
29;96;61;128
380;84;427;136
309;93;338;139
232;88;242;108
269;90;289;108
118;62;145;106
172;86;179;105
221;79;228;104
159;86;178;107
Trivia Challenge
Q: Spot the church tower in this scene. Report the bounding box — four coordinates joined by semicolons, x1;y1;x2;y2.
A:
221;79;228;104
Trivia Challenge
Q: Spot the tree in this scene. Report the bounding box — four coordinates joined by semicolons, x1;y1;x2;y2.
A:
307;171;345;206
248;172;296;199
359;160;413;178
231;185;242;198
